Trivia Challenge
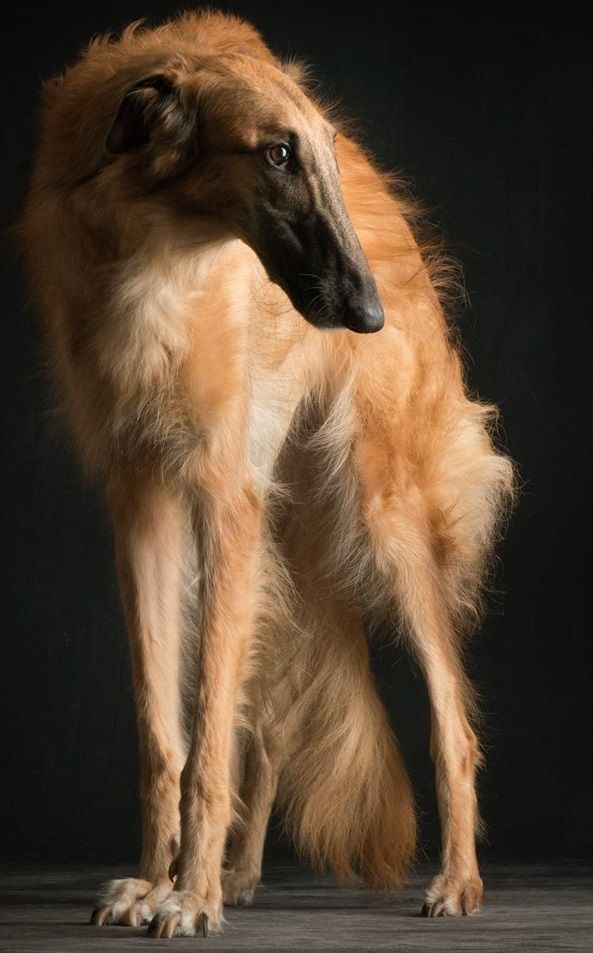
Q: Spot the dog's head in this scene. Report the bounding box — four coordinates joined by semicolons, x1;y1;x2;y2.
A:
57;35;384;334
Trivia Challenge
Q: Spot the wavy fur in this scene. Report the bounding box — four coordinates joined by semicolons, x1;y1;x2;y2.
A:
21;10;514;935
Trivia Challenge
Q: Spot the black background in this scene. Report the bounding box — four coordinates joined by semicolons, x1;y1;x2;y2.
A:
2;1;592;866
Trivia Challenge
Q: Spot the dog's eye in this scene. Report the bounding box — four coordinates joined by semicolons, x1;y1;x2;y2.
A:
266;142;292;168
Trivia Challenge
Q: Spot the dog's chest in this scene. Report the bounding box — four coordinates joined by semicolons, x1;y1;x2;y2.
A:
246;362;304;489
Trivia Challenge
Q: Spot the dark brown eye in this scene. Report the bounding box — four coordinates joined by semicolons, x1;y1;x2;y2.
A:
266;142;292;167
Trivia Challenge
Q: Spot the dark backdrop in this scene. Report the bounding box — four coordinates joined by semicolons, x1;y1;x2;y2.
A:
2;1;592;865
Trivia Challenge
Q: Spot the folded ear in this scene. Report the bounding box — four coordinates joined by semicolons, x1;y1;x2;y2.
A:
106;74;181;154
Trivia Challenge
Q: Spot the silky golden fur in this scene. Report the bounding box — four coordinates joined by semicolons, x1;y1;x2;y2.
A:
21;9;515;936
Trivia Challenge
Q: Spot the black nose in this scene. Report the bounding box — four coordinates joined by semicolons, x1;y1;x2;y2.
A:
343;296;385;334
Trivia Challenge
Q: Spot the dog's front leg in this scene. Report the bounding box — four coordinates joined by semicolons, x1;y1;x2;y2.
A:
148;483;262;938
91;479;186;927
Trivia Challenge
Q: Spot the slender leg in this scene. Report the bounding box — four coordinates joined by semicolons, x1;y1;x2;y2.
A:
223;717;279;906
395;546;483;915
91;479;187;927
355;423;484;916
149;485;262;938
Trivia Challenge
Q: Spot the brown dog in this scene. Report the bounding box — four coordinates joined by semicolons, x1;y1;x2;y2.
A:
21;10;514;937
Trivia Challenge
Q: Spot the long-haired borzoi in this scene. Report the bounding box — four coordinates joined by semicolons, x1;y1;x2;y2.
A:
22;10;514;937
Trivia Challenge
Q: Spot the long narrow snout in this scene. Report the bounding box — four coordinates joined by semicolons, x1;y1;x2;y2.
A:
256;204;385;334
249;146;385;334
324;249;385;334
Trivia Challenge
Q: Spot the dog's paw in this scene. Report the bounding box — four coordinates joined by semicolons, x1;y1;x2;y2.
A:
91;878;172;927
421;873;483;917
148;891;223;938
222;866;260;906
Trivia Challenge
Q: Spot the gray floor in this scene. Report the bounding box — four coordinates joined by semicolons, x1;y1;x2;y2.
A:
0;862;591;952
